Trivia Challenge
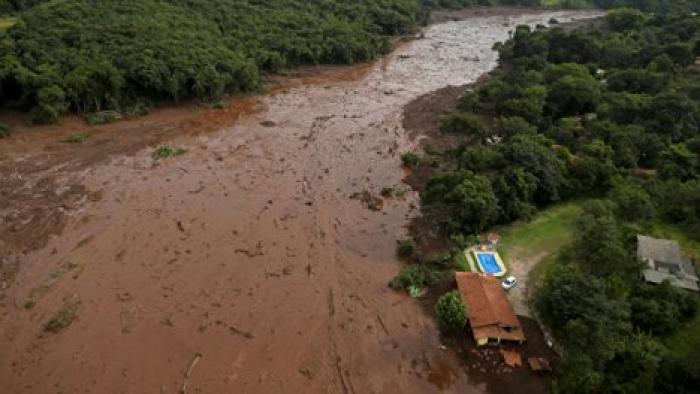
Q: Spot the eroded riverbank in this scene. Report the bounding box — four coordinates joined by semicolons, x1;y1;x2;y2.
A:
0;9;602;393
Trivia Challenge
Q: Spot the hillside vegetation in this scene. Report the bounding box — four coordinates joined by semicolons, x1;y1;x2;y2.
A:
0;0;427;124
395;4;700;392
3;0;696;125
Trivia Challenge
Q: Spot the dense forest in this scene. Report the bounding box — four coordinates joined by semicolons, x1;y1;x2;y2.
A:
2;0;697;126
398;5;700;393
0;0;429;124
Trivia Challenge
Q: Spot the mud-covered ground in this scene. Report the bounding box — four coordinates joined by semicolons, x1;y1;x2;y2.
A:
0;9;601;394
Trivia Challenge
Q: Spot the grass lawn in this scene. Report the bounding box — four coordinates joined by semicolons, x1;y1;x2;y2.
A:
497;202;582;261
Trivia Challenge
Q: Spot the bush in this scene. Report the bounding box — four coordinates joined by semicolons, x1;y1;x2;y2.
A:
63;132;89;144
396;238;416;258
435;290;467;333
0;123;10;138
401;152;421;168
85;111;122;125
153;146;186;159
44;305;78;333
440;112;487;138
380;187;394;197
389;264;442;291
456;91;479;112
124;101;152;118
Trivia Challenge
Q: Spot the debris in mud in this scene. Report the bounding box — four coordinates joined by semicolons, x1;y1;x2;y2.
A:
234;241;264;257
260;120;277;127
185;353;203;378
117;292;133;302
44;303;79;333
299;367;315;380
350;190;383;211
228;325;255;339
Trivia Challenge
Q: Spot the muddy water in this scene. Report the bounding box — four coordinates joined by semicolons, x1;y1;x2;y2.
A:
0;10;601;394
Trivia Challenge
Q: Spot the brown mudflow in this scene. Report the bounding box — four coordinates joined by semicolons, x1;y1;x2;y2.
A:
0;9;601;394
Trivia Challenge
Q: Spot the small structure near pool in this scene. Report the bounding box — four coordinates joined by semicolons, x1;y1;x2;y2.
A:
455;272;526;346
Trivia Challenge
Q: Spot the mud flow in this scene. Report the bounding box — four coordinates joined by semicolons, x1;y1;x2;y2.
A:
0;9;601;394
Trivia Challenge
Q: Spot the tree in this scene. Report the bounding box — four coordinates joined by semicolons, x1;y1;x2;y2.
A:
536;262;632;365
630;281;698;336
423;171;499;234
492;167;538;222
545;63;601;118
494;116;537;140
606;8;647;32
647;92;700;141
502;134;567;204
435;290;467;333
493;83;548;125
440;112;488;140
572;200;639;278
658;143;698;181
610;179;654;221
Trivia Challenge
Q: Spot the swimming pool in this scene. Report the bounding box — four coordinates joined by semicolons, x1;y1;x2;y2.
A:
474;251;506;276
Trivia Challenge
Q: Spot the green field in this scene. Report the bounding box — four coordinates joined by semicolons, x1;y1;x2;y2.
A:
497;202;583;283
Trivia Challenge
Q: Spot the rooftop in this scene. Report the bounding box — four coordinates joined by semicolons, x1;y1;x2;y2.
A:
637;235;699;292
455;272;526;343
637;235;684;265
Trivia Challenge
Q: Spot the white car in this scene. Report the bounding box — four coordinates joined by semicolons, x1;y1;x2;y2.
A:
501;276;517;290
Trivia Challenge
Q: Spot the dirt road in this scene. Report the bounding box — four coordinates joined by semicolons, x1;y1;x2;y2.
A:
0;9;601;393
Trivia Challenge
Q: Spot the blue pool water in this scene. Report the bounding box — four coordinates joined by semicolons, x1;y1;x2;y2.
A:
476;253;500;274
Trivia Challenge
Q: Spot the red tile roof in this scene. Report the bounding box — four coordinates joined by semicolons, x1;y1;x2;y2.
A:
455;272;526;343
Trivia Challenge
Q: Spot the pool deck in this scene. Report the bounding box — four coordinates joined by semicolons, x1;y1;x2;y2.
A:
461;246;507;276
476;251;507;277
464;250;478;272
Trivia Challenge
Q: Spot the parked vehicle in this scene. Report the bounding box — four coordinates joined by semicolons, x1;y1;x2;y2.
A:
501;276;517;290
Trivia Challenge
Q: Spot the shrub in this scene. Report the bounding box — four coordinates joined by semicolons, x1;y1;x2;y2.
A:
435;290;467;333
396;238;416;258
44;305;78;333
423;252;453;269
85;111;122;125
456;91;479;112
440;112;487;138
124;101;152;118
63;132;89;144
153;146;186;159
401;152;421;168
389;264;442;291
0;123;10;138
